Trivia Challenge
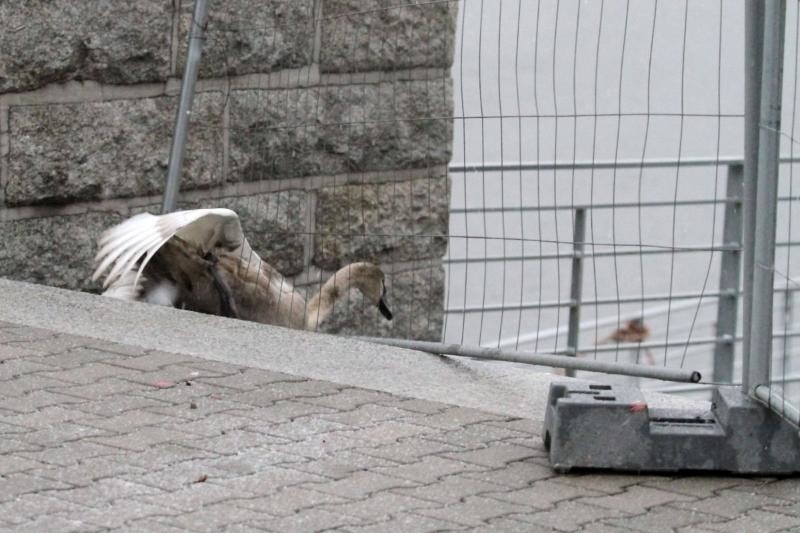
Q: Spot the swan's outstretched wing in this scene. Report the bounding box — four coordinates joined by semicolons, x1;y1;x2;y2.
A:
93;208;244;289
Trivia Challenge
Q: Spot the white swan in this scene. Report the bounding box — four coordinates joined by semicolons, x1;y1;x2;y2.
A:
92;208;393;330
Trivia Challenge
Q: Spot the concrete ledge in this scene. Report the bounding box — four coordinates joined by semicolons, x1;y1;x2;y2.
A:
0;278;557;420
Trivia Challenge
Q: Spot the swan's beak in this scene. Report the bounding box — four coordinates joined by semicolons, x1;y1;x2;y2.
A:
377;284;393;320
378;298;393;320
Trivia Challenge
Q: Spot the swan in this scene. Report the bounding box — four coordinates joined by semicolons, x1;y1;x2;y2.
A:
91;208;393;330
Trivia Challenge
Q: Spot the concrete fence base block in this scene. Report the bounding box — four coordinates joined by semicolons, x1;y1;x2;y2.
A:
543;383;800;474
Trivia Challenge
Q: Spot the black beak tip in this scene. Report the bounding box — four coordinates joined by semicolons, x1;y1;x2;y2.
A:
378;298;393;321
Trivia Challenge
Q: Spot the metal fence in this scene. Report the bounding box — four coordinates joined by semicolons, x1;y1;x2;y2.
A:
163;1;800;425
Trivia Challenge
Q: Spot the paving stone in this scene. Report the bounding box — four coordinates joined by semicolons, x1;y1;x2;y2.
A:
341;512;466;533
0;343;48;361
319;491;440;521
670;488;794;519
3;335;88;354
232;486;349;516
182;429;293;455
0;493;91;525
117;518;191;533
0;405;97;429
460;460;554;490
143;399;247;421
89;426;192;452
53;378;145;400
423;423;531;448
160;413;255;438
229;380;343;406
359;436;464;464
440;442;538;468
603;505;724;533
195;368;300;391
0;375;75;397
104;350;198;371
223;400;338;423
53;478;163;507
116;444;217;470
0;385;84;413
0;455;43;476
288;450;400;480
257;507;367;532
411;407;509;430
29;455;147;487
266;431;366;459
0;359;56;379
29;347;117;369
0;439;42;455
390;472;507;504
58;498;176;529
373;455;486;484
209;466;329;497
415;495;534;527
481;517;555;532
16;422;110;447
551;473;659;495
126;459;236;491
201;447;307;477
262;417;353;441
72;395;171;418
698;509;800;532
485;478;605;510
303;470;419;499
301;388;398;410
318;403;418;426
8;514;102;533
376;398;448;415
137;481;259;513
72;410;171;434
163;503;269;532
508;500;629;532
330;420;437;445
728;478;800;500
583;485;696;513
39;362;143;385
0;472;73;501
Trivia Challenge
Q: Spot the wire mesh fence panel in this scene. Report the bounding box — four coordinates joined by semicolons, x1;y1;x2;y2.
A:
767;0;800;420
445;0;746;395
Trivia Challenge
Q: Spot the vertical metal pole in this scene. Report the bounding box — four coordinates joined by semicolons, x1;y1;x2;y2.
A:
713;165;743;383
742;0;765;392
162;0;209;214
747;0;786;395
566;208;586;378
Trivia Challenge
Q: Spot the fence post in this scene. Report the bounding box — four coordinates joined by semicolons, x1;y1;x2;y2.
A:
713;164;743;383
745;0;786;395
566;208;586;377
162;0;209;214
741;0;766;393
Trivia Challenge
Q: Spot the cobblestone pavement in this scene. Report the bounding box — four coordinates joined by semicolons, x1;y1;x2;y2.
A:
1;320;800;532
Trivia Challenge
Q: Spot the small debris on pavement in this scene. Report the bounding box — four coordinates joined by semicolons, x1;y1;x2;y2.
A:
153;379;175;389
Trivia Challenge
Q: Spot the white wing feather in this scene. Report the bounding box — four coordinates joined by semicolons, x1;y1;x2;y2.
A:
93;208;243;289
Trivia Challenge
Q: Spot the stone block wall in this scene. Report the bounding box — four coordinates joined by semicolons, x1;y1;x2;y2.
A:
0;0;456;341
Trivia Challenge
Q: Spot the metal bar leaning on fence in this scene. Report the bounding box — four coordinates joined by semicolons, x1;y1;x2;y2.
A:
359;337;702;383
162;0;209;214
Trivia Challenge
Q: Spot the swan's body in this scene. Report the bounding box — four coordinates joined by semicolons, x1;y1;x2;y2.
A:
92;208;392;330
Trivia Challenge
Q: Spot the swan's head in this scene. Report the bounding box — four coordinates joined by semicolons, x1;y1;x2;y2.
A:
348;262;393;321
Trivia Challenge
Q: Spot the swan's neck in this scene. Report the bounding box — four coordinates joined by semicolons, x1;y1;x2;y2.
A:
305;266;356;330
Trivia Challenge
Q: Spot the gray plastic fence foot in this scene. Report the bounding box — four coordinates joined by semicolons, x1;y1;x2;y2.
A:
543;382;800;474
